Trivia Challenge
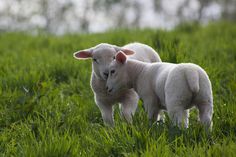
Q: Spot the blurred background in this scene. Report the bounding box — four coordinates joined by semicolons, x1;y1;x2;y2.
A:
0;0;235;35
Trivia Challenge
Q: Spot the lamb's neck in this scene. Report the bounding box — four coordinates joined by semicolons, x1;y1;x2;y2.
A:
126;60;147;90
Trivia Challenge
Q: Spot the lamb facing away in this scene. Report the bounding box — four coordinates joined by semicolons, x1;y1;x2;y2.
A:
73;43;161;126
106;51;213;129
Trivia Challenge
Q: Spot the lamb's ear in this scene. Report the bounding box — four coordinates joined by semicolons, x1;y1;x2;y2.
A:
116;51;127;64
73;49;92;59
121;49;135;55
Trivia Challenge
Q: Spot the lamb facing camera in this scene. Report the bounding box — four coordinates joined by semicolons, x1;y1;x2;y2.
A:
106;51;213;129
74;43;161;126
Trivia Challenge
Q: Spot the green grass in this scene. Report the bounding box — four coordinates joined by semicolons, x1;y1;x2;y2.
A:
0;21;236;156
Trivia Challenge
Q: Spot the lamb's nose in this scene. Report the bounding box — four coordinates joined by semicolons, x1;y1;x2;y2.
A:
103;72;108;78
106;86;112;93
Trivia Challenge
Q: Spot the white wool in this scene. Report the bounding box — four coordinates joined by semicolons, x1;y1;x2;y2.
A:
74;43;161;126
123;42;161;62
107;53;213;129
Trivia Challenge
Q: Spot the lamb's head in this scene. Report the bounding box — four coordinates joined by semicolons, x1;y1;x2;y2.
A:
106;51;134;94
73;43;134;80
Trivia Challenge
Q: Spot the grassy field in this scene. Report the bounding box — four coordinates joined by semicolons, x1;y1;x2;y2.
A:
0;22;236;156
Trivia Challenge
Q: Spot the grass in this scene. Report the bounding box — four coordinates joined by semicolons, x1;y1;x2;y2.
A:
0;21;236;156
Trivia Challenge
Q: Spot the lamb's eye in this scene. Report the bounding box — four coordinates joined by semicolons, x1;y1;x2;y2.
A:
93;58;98;63
113;56;115;59
111;70;115;74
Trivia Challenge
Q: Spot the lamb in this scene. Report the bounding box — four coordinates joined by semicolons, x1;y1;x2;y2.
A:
106;51;213;129
73;42;161;126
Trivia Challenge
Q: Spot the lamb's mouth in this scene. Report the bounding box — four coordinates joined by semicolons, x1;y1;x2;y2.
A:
106;86;113;94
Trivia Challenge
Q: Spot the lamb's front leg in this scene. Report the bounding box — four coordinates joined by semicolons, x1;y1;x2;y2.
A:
96;99;114;126
119;89;139;123
142;96;160;125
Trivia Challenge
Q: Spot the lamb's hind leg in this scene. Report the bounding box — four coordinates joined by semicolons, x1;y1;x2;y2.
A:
197;102;213;129
120;89;139;124
167;106;189;128
157;111;165;123
165;81;191;128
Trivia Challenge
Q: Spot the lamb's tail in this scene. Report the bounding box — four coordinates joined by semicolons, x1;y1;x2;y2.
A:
185;68;200;93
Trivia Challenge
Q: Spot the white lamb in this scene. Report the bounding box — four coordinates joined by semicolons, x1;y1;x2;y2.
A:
106;51;213;129
73;43;161;126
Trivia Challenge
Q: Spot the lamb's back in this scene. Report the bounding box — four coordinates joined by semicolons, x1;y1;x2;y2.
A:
123;42;161;63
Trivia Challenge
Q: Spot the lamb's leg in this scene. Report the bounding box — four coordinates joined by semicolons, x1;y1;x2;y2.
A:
197;102;213;129
143;96;160;125
96;100;114;126
120;90;139;123
157;111;165;123
165;84;191;128
184;109;189;128
147;105;159;123
167;106;189;128
119;102;137;124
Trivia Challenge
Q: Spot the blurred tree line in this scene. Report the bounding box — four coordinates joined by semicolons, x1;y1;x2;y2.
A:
0;0;235;34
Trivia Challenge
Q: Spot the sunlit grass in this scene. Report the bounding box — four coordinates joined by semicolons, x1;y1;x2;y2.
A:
0;21;236;156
